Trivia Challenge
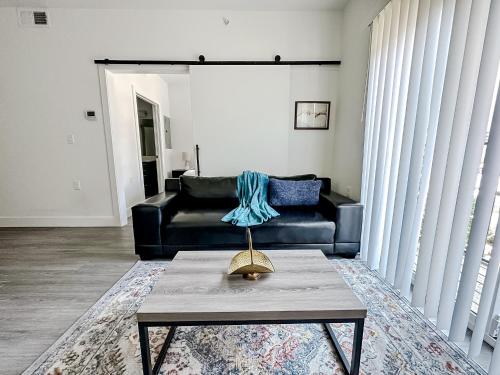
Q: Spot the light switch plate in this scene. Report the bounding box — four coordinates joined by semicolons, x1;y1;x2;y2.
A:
72;180;81;190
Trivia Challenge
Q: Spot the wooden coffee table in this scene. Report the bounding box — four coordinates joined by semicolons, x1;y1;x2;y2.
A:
137;250;367;375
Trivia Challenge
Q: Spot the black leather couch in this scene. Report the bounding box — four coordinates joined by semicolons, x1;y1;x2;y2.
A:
132;175;363;259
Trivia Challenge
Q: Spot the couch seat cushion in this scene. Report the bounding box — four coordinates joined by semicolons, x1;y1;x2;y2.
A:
252;207;335;244
164;207;335;246
163;209;246;246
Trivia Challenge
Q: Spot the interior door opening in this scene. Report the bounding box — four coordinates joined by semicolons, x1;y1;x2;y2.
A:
136;95;160;198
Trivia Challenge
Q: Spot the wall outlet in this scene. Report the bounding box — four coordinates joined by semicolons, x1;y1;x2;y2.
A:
66;134;75;144
84;110;97;121
72;180;81;190
346;186;352;198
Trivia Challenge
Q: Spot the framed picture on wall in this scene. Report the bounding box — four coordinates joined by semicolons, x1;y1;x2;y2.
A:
294;101;331;130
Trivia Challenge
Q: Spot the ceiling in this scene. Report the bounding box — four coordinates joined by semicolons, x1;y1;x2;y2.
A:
1;0;349;11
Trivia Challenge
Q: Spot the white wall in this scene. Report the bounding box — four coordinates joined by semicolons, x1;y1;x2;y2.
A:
333;0;390;199
0;7;342;226
163;74;195;172
190;65;291;176
189;65;339;177
288;66;339;178
106;73;170;215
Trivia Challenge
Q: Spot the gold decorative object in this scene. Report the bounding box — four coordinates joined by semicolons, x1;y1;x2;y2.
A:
228;228;275;280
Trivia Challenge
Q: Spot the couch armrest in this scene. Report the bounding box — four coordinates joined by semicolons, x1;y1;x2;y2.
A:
131;192;179;250
319;192;363;244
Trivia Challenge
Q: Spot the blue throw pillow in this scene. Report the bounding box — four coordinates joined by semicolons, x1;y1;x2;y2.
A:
268;178;322;206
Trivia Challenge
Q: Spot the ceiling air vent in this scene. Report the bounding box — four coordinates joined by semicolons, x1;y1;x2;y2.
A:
17;9;50;27
33;11;48;25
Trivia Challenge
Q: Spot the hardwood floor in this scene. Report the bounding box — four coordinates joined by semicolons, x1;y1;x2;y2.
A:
0;225;137;375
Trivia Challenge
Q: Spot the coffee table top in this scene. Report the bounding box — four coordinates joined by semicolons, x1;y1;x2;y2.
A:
137;250;367;323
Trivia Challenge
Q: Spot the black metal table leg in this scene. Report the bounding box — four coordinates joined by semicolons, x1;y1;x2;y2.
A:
350;319;364;375
138;323;152;375
138;324;177;375
152;326;177;375
325;323;350;374
324;319;364;375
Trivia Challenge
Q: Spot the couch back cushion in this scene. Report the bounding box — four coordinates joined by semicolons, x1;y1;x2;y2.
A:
178;175;328;209
180;176;238;208
317;177;331;193
268;178;322;206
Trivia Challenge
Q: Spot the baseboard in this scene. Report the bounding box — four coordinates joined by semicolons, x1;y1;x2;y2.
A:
0;216;121;227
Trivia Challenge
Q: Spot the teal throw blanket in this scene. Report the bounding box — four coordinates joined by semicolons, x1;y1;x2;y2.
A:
222;171;279;227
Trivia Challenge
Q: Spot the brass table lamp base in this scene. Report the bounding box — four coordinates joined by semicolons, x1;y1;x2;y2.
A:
228;228;274;280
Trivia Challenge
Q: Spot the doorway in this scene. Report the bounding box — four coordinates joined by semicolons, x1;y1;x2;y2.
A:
98;65;193;226
135;95;161;198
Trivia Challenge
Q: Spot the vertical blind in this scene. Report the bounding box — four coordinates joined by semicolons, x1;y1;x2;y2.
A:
361;0;500;371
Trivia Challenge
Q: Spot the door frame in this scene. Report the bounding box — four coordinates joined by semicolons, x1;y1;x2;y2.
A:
132;89;165;199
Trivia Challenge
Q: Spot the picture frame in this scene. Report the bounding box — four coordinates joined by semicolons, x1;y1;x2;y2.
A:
294;101;331;130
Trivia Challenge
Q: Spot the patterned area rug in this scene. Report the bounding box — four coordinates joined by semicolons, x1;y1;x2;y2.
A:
24;260;485;375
